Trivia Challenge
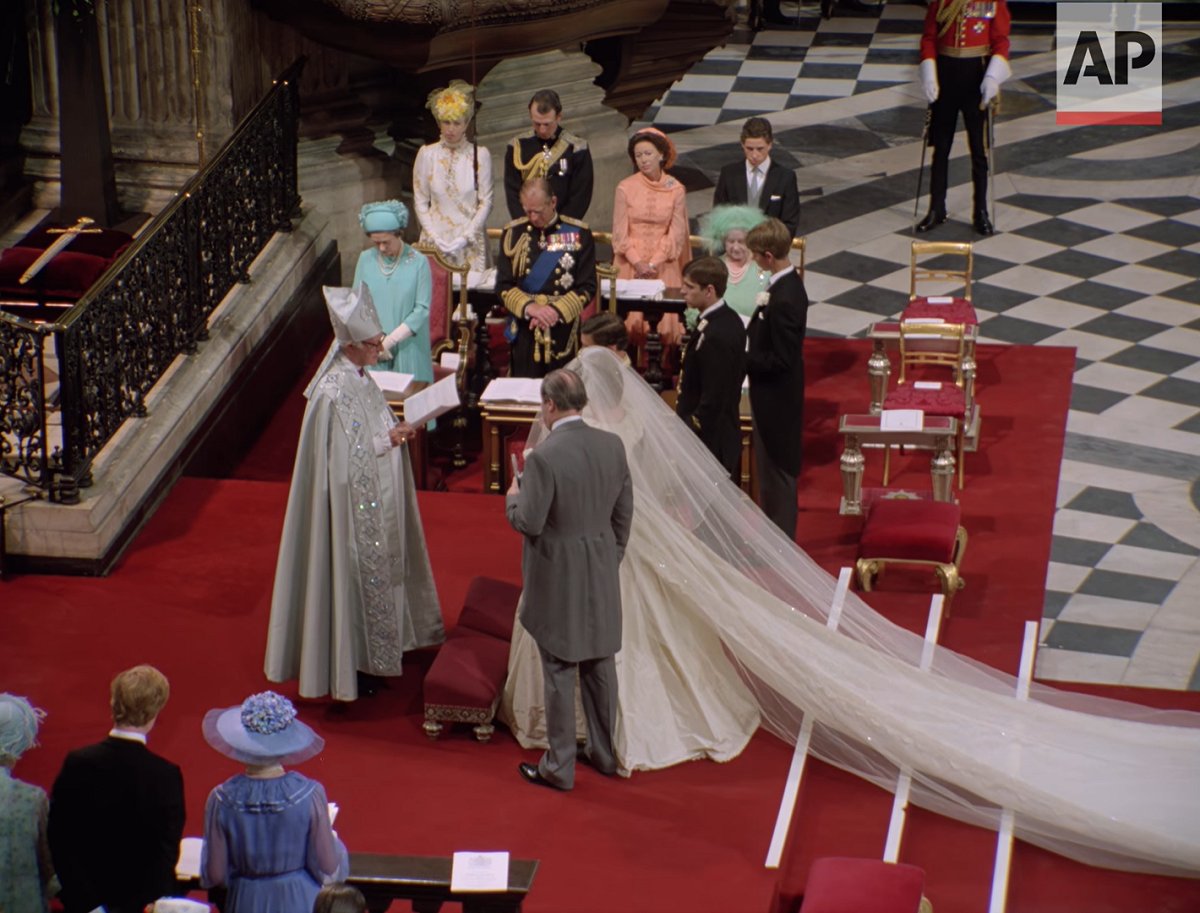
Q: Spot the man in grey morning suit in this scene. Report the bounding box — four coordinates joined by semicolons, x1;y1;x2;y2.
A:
506;368;634;790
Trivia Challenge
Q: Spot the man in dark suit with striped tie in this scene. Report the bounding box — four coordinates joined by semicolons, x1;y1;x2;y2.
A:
746;218;809;539
713;117;801;239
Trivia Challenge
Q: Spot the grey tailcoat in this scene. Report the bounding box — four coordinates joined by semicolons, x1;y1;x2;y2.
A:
506;419;634;662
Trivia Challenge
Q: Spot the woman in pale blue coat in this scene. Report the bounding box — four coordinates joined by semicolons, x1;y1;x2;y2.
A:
353;200;434;383
0;694;55;913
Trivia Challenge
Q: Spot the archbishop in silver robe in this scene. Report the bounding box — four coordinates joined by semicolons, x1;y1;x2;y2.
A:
265;285;444;702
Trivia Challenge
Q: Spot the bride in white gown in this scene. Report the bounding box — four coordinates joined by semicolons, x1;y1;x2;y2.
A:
499;345;1200;878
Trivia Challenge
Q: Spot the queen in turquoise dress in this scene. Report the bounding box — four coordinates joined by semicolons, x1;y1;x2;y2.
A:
0;693;55;913
353;200;434;383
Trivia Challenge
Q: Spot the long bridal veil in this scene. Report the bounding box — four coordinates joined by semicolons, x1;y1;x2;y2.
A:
565;345;1200;878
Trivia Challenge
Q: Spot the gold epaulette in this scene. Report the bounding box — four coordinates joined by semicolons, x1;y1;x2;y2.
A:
502;216;530;232
560;130;588;151
559;215;589;230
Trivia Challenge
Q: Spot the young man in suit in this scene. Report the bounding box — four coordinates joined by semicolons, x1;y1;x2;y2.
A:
712;117;800;239
506;368;634;791
49;665;185;913
746;218;809;539
676;257;747;482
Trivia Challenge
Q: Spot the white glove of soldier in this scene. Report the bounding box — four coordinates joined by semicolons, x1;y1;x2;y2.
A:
979;55;1011;109
381;324;413;355
919;58;939;104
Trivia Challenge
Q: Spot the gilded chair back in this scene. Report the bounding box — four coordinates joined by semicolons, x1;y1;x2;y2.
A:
910;241;973;302
897;321;967;388
414;244;472;381
791;236;806;281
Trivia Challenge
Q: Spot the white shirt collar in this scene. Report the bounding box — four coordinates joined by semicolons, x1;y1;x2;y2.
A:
552;415;584;430
768;264;795;287
699;300;726;321
108;727;148;744
746;158;771;182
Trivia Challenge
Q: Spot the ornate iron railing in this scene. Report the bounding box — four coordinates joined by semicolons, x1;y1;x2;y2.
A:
0;58;304;503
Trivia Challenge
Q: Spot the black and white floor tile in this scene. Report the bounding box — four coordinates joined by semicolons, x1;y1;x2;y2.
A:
643;0;1200;690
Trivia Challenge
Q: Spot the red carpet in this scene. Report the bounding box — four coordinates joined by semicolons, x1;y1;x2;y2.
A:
4;339;1199;913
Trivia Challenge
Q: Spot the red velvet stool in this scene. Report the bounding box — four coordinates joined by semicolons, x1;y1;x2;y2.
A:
856;497;966;609
423;576;522;742
799;857;931;913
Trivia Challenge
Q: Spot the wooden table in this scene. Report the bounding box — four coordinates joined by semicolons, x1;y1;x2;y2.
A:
838;413;957;516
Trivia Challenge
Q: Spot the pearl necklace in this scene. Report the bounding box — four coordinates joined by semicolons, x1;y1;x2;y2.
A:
377;249;401;277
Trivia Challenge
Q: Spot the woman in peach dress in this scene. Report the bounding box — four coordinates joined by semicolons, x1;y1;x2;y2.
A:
613;128;691;352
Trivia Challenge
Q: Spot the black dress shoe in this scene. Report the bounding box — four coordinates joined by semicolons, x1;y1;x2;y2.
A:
821;0;835;18
518;762;564;790
973;210;995;236
916;210;947;233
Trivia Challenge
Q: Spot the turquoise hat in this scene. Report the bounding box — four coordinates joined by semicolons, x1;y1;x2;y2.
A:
360;200;408;234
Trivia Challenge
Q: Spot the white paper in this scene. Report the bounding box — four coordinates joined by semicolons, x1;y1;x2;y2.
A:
452;268;496;291
175;836;203;878
925;296;954;304
371;371;415;396
439;351;461;370
328;802;339;826
450;851;509;892
902;317;944;325
615;278;666;300
913;381;943;390
403;373;460;425
481;377;543;404
880;409;924;431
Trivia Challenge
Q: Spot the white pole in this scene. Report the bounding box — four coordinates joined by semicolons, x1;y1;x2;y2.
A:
764;568;852;868
987;621;1039;913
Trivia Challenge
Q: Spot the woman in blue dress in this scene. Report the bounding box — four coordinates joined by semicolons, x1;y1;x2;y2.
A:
353;200;434;383
201;692;347;913
0;693;55;913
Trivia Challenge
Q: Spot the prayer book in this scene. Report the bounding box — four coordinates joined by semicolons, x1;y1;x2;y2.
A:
480;378;543;404
175;836;203;878
615;278;666;299
450;851;510;892
880;409;924;431
371;370;415;397
439;351;461;371
403;373;460;425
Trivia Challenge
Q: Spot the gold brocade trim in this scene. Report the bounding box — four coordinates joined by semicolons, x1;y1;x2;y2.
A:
511;135;571;181
501;286;531;317
941;45;988;57
424;703;497;724
503;229;533;280
936;0;970;38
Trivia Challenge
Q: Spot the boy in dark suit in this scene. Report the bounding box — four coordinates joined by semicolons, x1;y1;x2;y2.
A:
713;117;800;239
746;218;809;539
676;257;747;482
49;665;185;913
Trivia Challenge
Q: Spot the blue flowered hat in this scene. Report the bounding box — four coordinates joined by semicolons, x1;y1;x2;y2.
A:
202;691;323;765
360;199;408;234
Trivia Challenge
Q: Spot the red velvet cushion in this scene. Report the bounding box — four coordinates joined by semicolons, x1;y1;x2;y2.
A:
424;253;449;346
800;857;925;913
884;383;965;418
458;576;521;642
19;225;132;259
0;246;113;301
423;629;511;708
859;498;961;563
904;296;977;325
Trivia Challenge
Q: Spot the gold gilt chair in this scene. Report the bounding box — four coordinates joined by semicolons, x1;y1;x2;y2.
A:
904;241;975;326
882;321;970;489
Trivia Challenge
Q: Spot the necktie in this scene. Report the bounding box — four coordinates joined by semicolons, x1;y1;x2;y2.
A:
748;166;763;206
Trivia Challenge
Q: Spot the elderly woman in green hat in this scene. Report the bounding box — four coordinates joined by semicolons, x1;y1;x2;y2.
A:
698;204;770;322
0;693;55;913
353;199;434;383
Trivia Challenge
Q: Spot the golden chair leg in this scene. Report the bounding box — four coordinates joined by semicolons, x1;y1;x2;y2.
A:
882;446;892;487
855;558;879;592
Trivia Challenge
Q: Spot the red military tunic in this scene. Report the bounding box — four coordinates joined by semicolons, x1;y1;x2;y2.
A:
921;0;1011;62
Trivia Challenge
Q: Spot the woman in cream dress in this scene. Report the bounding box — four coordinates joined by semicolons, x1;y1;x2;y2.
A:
412;81;493;271
500;345;1200;881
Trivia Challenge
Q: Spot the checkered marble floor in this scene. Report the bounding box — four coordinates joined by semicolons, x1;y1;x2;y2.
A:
642;0;1200;690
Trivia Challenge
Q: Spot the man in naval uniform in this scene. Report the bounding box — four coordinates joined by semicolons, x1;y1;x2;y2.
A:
503;89;594;221
916;0;1011;236
264;285;444;702
496;177;597;377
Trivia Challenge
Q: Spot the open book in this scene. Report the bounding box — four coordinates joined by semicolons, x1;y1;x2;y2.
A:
371;370;415;397
480;377;543;404
403;373;460;426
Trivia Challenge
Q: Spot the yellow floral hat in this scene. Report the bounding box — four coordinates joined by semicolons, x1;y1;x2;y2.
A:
427;80;475;124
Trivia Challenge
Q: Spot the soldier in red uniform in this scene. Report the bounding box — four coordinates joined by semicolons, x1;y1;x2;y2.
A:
916;0;1011;236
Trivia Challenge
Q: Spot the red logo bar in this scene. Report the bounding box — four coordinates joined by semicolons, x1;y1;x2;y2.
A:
1055;111;1163;125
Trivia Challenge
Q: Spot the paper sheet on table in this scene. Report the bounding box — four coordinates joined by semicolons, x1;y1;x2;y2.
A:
452;268;496;290
481;377;543;404
615;278;666;299
880;409;924;431
403;373;460;425
371;371;415;397
439;351;461;370
175;836;203;878
925;296;954;304
450;851;510;892
913;381;943;390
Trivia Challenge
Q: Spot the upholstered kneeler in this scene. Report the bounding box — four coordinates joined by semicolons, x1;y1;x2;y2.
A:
856;498;966;607
423;576;521;742
799;857;931;913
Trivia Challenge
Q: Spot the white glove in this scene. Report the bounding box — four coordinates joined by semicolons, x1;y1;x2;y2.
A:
443;236;469;255
382;324;413;355
979;55;1010;109
919;58;938;104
